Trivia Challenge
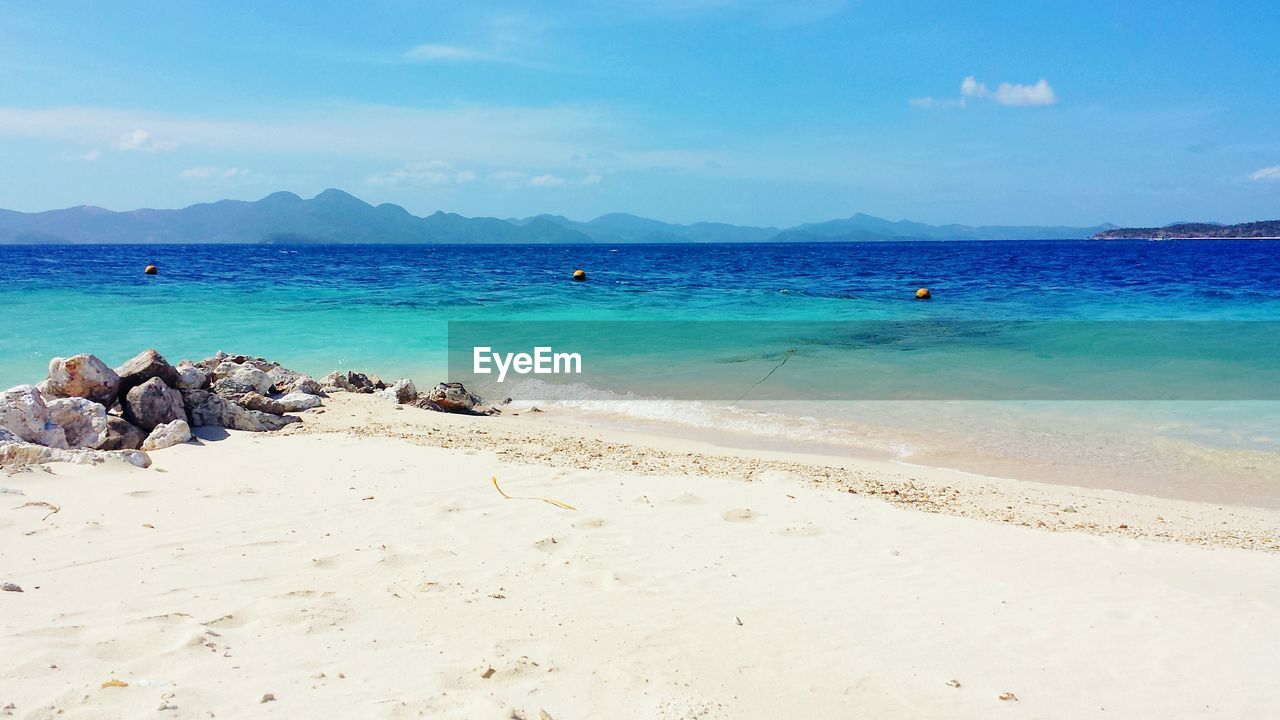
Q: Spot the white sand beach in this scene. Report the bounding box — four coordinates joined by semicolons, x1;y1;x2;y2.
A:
3;394;1280;719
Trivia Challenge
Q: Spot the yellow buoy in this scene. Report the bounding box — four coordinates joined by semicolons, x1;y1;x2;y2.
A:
572;269;587;282
144;265;158;275
915;287;931;300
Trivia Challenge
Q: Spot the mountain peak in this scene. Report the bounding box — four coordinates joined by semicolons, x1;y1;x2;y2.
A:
260;191;302;204
312;188;367;206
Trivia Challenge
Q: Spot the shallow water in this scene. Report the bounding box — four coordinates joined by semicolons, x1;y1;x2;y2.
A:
2;240;1278;504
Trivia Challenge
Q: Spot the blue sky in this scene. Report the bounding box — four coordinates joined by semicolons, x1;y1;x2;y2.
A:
1;0;1278;227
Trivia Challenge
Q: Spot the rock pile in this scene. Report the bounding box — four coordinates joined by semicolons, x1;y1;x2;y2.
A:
0;349;324;467
2;348;497;468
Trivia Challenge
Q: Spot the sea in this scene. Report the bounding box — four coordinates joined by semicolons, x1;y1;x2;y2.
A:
2;240;1278;506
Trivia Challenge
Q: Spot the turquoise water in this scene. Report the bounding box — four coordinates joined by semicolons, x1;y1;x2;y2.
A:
2;241;1278;504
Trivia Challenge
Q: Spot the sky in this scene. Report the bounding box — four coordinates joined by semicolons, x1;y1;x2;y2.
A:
1;0;1278;227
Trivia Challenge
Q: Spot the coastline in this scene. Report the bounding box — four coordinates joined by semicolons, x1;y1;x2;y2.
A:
3;393;1279;718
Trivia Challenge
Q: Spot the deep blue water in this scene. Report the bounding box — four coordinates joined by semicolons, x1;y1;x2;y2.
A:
2;240;1278;384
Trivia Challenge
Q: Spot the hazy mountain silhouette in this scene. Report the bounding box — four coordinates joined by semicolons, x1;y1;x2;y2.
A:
0;189;1117;244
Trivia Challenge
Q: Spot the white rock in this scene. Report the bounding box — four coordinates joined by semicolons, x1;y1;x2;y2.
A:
277;392;322;412
0;441;151;468
141;419;192;451
214;363;273;395
46;397;109;449
284;375;324;396
45;354;120;406
379;378;418;404
0;385;69;448
175;361;210;390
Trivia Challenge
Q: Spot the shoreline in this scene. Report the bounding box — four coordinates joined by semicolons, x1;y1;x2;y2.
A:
3;392;1280;718
288;394;1280;552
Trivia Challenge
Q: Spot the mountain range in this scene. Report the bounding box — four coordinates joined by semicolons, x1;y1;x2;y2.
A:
0;188;1121;244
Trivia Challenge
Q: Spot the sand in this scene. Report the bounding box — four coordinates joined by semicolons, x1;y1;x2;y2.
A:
3;393;1280;719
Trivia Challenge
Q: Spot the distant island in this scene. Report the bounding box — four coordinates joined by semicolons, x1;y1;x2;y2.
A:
0;189;1119;244
1092;220;1280;240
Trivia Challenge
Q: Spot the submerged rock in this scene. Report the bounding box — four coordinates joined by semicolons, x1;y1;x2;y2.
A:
46;397;109;449
100;415;148;451
121;377;186;432
0;385;69;448
142;419;192;451
277;392;322;412
182;390;300;432
115;349;181;395
45;354;120;407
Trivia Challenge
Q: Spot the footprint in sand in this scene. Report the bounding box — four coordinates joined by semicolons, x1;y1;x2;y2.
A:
722;509;758;522
573;517;607;530
671;493;703;505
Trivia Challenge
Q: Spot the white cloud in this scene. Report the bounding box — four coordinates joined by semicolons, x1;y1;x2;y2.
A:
367;160;477;186
117;128;177;152
487;170;568;189
178;166;248;179
960;76;988;99
582;173;604;185
914;76;1056;109
992;79;1056;107
80;148;101;161
1249;166;1280;182
403;44;498;63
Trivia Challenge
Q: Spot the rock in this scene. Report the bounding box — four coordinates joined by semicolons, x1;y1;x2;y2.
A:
46;397;109;448
45;354;120;406
174;361;211;390
212;363;273;395
320;370;378;393
115;349;181;394
141;419;191;451
277;392;322;412
1;582;21;592
320;370;355;392
284;375;324;396
0;427;17;444
380;378;418;404
100;415;147;451
235;392;286;415
427;382;479;412
346;371;376;393
0;441;151;468
0;385;68;448
121;377;186;432
181;390;301;432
